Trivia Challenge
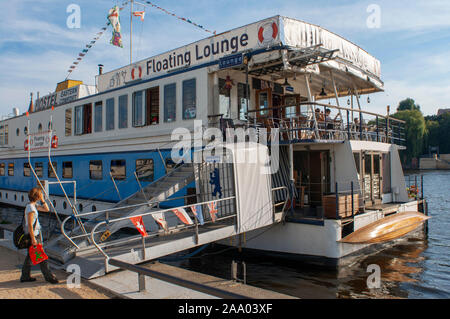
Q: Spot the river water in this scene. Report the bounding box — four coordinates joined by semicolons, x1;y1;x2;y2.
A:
1;170;448;299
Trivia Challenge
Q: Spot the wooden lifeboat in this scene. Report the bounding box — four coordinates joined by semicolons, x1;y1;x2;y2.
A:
339;211;430;244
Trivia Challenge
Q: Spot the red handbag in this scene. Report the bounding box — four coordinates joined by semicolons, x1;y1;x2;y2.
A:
29;244;48;265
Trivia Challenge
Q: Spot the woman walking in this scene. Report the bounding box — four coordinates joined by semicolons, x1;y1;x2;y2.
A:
20;187;59;284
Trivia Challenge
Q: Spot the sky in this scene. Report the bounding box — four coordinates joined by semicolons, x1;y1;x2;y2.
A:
1;0;449;116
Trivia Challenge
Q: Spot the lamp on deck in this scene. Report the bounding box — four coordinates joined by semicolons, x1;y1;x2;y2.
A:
319;87;327;97
282;77;291;87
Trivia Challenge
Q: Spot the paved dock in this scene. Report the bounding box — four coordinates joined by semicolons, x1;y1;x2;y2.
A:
0;230;296;299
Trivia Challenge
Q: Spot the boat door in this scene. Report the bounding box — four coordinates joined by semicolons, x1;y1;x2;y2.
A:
362;151;382;205
309;151;330;207
255;88;272;118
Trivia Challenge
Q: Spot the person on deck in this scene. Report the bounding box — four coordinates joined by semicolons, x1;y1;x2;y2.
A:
20;187;59;284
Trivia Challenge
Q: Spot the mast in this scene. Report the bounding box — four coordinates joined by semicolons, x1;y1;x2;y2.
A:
130;0;133;64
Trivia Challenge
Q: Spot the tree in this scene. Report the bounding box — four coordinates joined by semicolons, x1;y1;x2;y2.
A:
391;109;426;164
397;98;421;112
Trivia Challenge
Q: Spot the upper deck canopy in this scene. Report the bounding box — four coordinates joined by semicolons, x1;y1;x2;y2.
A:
96;16;383;97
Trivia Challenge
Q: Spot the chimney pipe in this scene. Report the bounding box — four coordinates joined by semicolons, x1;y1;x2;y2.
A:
98;64;104;75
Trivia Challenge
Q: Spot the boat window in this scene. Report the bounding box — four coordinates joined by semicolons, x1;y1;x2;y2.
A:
136;159;154;181
38;123;43;133
94;101;103;132
119;95;128;129
48;161;57;178
110;160;126;180
164;83;176;122
132;90;145;127
74;104;92;135
0;163;4;176
48;122;53;130
219;78;230;118
237;83;250;120
8;163;14;176
146;87;159;125
182;79;196;120
89;160;103;180
0;124;8;145
24;163;31;177
65;108;72;136
62;161;73;179
35;162;43;178
106;98;115;131
16;128;20;136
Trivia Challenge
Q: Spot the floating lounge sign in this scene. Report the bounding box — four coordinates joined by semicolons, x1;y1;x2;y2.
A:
97;17;281;92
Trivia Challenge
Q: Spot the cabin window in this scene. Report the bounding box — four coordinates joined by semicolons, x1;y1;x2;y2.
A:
65;109;72;136
146;87;159;125
219;78;230;118
110;160;126;180
63;161;73;179
182;79;196;120
237;83;250;120
8;163;14;176
74;104;92;135
0;163;4;176
48;162;57;178
0;124;8;145
164;83;176;122
35;162;43;178
94;101;103;132
136;159;154;181
132;90;145;127
16;128;20;136
119;95;128;129
106;98;115;131
38;123;43;133
89;160;103;180
24;163;31;177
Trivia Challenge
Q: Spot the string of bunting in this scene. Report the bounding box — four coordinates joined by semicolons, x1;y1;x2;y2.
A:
65;1;130;79
141;1;216;35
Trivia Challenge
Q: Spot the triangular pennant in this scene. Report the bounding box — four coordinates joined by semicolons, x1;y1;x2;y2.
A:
171;208;193;225
130;216;148;237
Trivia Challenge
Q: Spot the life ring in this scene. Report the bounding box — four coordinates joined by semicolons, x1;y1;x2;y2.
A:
258;21;278;45
131;65;142;80
24;139;29;151
51;135;58;148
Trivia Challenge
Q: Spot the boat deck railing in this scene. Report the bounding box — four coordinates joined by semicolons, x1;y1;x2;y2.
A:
209;102;406;146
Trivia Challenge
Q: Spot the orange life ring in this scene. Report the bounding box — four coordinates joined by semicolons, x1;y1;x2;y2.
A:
24;139;29;151
51;135;58;148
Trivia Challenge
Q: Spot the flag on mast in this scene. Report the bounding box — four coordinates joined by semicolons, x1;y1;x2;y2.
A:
132;11;145;21
107;5;123;48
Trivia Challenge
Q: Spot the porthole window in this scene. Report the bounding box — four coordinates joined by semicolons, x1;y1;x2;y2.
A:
24;126;28;135
38;123;43;132
53;200;57;208
21;195;24;202
0;192;2;198
92;205;97;212
78;203;83;212
63;201;67;209
16;128;20;136
5;193;8;199
14;194;17;201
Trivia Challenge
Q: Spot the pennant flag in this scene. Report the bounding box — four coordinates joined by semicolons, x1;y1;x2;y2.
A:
79;53;85;57
190;205;204;225
130;216;148;237
132;11;145;21
108;5;123;48
172;208;193;225
152;212;168;231
207;201;218;222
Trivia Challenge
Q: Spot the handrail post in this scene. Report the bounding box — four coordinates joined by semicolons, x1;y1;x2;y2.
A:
346;110;350;140
335;182;339;219
351;181;354;219
376;115;379;142
359;112;363;140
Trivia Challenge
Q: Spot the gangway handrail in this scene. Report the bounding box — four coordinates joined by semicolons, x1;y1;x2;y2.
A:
90;196;237;259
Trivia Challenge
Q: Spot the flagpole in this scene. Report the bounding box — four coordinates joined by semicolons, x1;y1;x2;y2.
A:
130;0;133;64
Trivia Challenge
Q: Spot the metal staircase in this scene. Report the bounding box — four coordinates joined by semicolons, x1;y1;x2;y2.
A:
45;162;196;264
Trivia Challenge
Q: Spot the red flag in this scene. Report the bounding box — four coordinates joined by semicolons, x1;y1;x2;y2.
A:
132;11;145;21
29;244;48;265
207;201;218;222
171;208;193;225
130;216;148;237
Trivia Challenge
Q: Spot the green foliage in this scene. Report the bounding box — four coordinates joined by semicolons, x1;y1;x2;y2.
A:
424;112;450;154
397;98;421;111
391;109;425;163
